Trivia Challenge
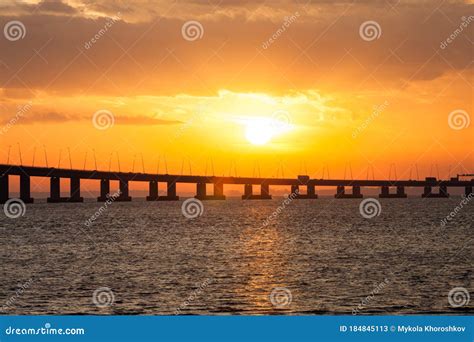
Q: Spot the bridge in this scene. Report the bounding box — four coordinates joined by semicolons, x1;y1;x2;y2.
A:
0;164;473;204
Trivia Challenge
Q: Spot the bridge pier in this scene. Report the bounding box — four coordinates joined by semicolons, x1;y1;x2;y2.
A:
242;183;272;200
146;180;159;201
291;184;318;199
98;179;110;201
0;174;9;204
195;182;226;200
47;176;84;202
335;185;363;198
158;181;179;201
116;179;132;201
422;185;449;198
69;177;83;202
466;186;473;197
19;175;34;203
379;185;407;198
47;177;61;202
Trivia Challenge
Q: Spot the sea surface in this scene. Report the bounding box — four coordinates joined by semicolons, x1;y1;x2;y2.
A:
0;197;472;315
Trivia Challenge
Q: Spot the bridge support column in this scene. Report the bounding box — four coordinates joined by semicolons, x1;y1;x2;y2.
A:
261;183;272;199
20;175;34;203
335;185;345;198
379;185;407;198
335;185;363;198
291;185;299;195
0;174;9;204
422;185;449;198
69;177;83;202
195;182;225;200
97;179;110;201
195;183;206;199
158;181;179;201
146;180;158;201
242;183;271;199
242;184;253;199
116;179;132;201
466;186;473;197
292;184;318;199
306;185;318;199
212;182;226;200
47;177;61;203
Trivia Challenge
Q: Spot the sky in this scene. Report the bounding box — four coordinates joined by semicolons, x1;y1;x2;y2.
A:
0;0;472;191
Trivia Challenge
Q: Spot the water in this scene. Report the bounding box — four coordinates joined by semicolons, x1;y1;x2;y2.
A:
0;197;472;315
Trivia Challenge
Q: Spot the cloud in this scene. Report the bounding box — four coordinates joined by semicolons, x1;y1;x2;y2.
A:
0;110;183;125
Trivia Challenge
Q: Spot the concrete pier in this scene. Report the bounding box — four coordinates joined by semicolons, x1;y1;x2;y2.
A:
98;179;110;201
195;182;226;200
291;184;318;199
466;186;473;197
422;185;450;198
69;177;83;202
116;179;132;201
158;181;179;201
242;183;272;199
0;174;9;204
335;185;363;198
47;177;63;202
379;185;407;198
47;176;84;202
146;180;159;201
19;175;34;203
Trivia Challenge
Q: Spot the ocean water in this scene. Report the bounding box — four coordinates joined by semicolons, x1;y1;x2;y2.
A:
0;197;472;315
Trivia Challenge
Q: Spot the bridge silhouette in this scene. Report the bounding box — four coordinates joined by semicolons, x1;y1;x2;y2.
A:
0;164;473;204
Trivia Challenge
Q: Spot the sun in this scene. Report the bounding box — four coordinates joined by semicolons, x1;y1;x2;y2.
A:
245;120;273;145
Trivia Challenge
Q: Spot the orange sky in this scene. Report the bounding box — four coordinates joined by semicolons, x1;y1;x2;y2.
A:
0;0;472;186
